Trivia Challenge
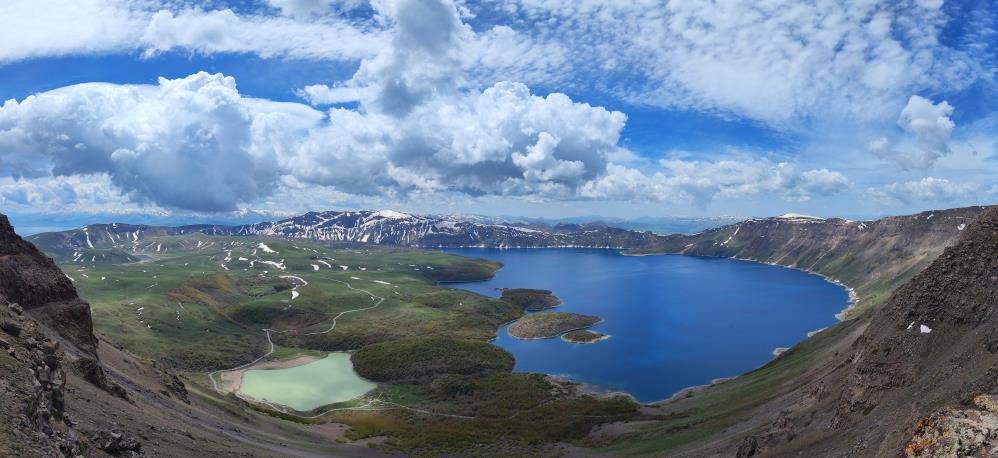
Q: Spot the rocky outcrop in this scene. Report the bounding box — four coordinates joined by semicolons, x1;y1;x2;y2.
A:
0;214;143;457
89;426;143;457
2;299;86;457
72;357;128;401
0;215;98;355
160;372;190;404
905;395;998;457
0;215;128;398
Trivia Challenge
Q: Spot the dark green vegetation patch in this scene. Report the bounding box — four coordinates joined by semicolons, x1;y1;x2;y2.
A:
562;329;609;344
500;288;563;311
351;336;514;382
342;373;639;455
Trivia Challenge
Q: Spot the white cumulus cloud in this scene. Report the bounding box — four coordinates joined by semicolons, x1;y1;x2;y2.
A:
868;95;958;169
866;177;979;204
286;0;626;199
581;159;850;206
0;0;385;64
0;72;324;211
0;0;865;214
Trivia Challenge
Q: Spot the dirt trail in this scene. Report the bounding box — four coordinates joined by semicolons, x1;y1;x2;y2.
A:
207;277;479;421
208;278;384;392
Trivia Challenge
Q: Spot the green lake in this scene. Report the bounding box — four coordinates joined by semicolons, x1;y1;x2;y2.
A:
239;353;376;411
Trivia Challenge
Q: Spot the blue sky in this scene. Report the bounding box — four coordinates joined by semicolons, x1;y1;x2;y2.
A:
0;0;996;226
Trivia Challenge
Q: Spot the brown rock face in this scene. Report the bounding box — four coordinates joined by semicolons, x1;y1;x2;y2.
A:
0;215;98;355
834;207;998;430
905;406;998;457
728;206;998;457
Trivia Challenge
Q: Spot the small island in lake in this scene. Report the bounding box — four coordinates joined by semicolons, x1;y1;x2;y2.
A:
561;329;610;344
508;312;601;339
499;288;563;311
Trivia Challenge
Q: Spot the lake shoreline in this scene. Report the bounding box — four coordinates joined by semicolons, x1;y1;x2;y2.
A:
622;251;858;323
221;354;325;394
235;352;377;412
441;247;849;405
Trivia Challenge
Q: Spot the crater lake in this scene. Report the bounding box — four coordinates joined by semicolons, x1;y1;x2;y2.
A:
442;248;849;403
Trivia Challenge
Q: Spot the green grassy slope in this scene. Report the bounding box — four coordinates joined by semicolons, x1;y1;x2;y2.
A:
63;236;515;370
51;234;638;455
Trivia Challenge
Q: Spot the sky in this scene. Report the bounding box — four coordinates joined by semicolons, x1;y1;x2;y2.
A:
0;0;996;227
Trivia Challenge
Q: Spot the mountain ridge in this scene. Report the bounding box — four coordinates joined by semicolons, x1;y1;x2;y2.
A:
27;205;992;320
27;209;666;257
640;205;990;316
725;204;998;456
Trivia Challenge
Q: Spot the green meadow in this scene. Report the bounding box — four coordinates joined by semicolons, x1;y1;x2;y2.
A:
57;234;638;455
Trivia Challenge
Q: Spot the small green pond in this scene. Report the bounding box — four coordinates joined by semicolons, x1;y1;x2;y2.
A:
239;352;376;411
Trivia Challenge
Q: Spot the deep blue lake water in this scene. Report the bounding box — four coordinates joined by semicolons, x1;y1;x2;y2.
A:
442;248;848;403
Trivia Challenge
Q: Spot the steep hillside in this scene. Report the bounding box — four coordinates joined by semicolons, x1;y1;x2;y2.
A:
611;205;998;456
638;206;989;316
0;215;395;457
0;215;100;354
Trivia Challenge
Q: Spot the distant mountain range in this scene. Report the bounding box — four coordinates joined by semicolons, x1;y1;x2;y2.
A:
440;214;747;235
27;207;990;306
9;211;745;237
26;210;665;260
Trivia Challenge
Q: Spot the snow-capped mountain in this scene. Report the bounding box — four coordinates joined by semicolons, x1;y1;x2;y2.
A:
206;210;664;248
27;210;666;259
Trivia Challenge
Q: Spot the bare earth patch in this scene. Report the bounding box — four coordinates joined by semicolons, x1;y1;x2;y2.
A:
218;355;323;394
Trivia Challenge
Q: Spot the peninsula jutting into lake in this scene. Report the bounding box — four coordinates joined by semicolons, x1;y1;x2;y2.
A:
507;312;603;339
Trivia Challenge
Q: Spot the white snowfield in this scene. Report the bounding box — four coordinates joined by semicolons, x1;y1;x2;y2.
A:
372;210;411;219
230;210;555;246
908;322;933;334
257;260;286;270
258;242;278;253
776;213;824;220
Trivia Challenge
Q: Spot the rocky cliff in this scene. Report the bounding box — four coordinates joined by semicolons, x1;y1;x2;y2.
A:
0;215;98;356
820;204;998;455
0;214;137;456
